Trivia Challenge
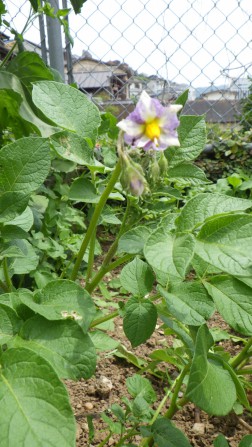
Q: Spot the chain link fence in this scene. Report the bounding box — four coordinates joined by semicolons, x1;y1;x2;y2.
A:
2;0;252;132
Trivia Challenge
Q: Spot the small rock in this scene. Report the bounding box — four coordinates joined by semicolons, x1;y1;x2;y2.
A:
84;402;94;410
76;403;82;409
192;422;205;435
81;423;89;431
96;375;113;397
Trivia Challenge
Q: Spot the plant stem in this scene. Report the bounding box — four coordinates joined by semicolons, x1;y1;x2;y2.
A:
86;229;96;284
139;365;190;447
86;199;131;293
86;253;133;294
0;279;9;293
2;258;13;292
230;336;252;369
164;364;190;419
90;310;119;328
237;367;252;375
114;427;139;446
70;159;122;281
96;432;112;447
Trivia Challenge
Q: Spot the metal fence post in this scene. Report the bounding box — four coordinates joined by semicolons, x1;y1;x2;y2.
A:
62;0;74;84
38;1;48;65
46;0;65;80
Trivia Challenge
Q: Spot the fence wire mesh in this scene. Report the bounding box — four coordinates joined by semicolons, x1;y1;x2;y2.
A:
2;0;252;132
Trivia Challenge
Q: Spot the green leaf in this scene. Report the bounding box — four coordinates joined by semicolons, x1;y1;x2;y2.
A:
2;290;35;321
142;418;193;447
32;81;101;139
69;0;87;13
0;246;25;260
0;72;58;137
204;276;252;335
50;131;94;165
195;214;252;276
0;304;21;344
28;0;39;11
7;240;39;275
239;435;252;447
126;374;156;403
167;163;209;186
144;228;195;279
1;225;28;241
117;226;152;254
172;233;195;278
123;297;157;347
0;89;36;138
5;206;34;231
120;258;154;296
6;51;54;94
0;347;76;447
21;280;96;332
90;330;120;352
176;193;252;232
159;282;215;326
132;395;153;419
167;115;206;167
175;89;189;108
0;137;50;195
159;314;194;354
68;177;100;203
100;206;121;225
13;315;96;380
186;325;237;415
213;434;230;447
0;192;29;223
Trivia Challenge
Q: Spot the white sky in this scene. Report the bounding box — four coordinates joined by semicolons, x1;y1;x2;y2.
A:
3;0;252;87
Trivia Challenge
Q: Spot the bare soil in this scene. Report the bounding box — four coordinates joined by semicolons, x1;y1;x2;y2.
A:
65;310;252;447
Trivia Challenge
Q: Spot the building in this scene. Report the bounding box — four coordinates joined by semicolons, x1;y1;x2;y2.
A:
200;89;238;101
71;54;131;101
183;100;242;124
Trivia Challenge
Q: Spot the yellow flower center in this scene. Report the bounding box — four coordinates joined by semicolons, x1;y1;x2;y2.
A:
145;119;161;141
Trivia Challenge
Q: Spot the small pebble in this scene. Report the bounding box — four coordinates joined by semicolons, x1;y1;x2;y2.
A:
192;422;205;435
76;403;82;409
84;402;94;410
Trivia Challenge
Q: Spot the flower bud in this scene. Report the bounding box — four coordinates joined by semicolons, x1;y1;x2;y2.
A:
120;154;149;196
150;158;160;184
158;152;169;176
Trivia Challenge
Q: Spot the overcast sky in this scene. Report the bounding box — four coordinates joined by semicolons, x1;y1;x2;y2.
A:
4;0;252;87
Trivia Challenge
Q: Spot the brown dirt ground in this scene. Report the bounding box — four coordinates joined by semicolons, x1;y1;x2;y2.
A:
65;308;252;447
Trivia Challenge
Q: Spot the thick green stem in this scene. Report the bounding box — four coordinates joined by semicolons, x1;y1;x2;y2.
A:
164;364;190;419
0;279;9;293
139;362;190;447
230;336;252;369
86;253;133;294
3;258;13;292
86;229;96;284
86;199;131;293
70;159;122;281
90;310;119;328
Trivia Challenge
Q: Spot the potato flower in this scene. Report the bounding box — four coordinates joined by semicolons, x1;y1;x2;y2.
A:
117;91;182;151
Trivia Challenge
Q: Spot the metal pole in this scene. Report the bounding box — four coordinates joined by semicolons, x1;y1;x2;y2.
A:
46;0;65;80
62;0;74;84
38;1;48;64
